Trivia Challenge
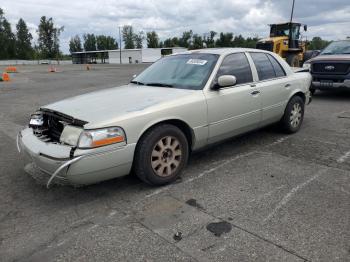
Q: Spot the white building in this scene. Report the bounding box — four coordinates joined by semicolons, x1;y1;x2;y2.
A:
71;47;188;64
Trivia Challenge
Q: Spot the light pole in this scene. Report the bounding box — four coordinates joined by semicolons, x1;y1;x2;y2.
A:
288;0;296;49
290;0;295;23
118;26;122;64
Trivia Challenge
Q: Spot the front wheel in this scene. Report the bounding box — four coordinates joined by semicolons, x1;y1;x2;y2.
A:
134;124;189;186
280;96;305;133
286;53;300;67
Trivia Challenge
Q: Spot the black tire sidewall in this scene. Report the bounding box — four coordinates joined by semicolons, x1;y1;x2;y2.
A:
282;96;305;133
134;124;189;185
286;54;300;67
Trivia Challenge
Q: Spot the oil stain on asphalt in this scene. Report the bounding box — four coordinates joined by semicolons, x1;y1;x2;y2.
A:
206;221;232;237
185;198;204;210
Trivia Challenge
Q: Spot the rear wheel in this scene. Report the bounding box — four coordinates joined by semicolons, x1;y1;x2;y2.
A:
134;124;189;186
280;96;305;133
286;53;300;67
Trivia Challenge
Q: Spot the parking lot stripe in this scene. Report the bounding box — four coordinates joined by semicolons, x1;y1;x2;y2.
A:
263;168;328;222
145;151;256;199
337;150;350;163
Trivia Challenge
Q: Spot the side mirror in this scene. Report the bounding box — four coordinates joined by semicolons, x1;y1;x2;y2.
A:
213;75;237;89
304;25;307;31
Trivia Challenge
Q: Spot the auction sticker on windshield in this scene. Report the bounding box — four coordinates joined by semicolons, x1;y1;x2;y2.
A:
186;59;208;65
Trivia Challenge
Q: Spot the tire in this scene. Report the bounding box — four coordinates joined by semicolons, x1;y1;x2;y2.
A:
280;96;305;133
286;53;300;67
134;124;189;186
310;87;316;95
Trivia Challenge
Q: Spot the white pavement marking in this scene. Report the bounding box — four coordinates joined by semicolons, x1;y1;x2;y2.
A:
145;151;256;199
184;152;255;184
264;169;328;222
249;185;285;203
267;136;289;147
337;150;350;163
0;117;22;140
145;136;297;200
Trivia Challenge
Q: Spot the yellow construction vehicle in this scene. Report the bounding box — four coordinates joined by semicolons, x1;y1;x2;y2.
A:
256;22;307;67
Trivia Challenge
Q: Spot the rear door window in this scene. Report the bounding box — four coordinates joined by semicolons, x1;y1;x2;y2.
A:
216;53;253;85
250;52;276;81
267;54;286;77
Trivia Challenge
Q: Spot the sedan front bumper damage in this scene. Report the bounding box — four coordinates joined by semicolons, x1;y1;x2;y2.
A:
18;127;136;187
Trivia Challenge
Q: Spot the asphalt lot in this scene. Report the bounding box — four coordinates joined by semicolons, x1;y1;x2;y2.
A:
0;64;349;262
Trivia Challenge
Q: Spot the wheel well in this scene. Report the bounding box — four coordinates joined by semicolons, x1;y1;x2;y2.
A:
292;92;306;103
140;119;194;150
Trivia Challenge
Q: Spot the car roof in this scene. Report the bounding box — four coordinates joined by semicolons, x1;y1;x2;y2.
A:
175;48;272;56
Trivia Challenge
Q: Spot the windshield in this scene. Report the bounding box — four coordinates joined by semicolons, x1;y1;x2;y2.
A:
132;53;219;90
321;41;350;55
270;24;300;39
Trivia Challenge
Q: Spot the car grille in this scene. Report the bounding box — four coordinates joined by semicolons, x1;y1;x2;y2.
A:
256;42;273;52
31;110;87;143
47;115;65;141
312;62;350;74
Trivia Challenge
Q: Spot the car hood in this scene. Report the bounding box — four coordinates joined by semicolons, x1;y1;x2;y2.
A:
309;54;350;62
42;84;197;126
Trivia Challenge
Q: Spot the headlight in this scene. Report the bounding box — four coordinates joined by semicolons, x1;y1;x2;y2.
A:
78;127;126;149
60;125;83;146
29;113;44;127
303;62;311;70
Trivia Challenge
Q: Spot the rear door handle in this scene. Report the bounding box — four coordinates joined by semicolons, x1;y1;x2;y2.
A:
251;90;260;95
285;83;291;88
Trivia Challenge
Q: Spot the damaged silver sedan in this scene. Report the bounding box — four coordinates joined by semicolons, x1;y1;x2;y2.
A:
18;48;311;187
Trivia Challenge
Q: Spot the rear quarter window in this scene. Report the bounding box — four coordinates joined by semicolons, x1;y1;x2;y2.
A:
267;54;286;77
250;52;276;81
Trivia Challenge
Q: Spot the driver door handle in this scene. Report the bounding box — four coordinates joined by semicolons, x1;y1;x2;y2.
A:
251;90;260;95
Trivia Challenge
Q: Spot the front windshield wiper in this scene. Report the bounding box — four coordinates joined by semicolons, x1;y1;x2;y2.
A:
130;80;145;85
145;82;174;87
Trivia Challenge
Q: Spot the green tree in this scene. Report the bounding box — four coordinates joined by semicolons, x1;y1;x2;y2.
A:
179;30;193;48
232;34;245;47
308;36;330;50
15;18;33;59
69;35;82;53
163;37;180;47
134;31;144;48
191;34;203;49
215;32;233;47
146;31;159;48
204;31;217;48
83;33;96;51
163;38;173;47
245;36;259;48
37;16;63;59
0;8;16;59
96;35;118;50
122;25;135;49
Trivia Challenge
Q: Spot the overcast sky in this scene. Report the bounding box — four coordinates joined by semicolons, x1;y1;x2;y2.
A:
2;0;350;53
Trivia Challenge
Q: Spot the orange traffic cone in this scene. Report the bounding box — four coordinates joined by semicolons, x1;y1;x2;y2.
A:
5;66;17;73
2;72;10;81
48;65;57;73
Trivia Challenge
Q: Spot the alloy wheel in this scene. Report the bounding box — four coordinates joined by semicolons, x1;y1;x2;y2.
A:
290;103;302;128
151;136;182;177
